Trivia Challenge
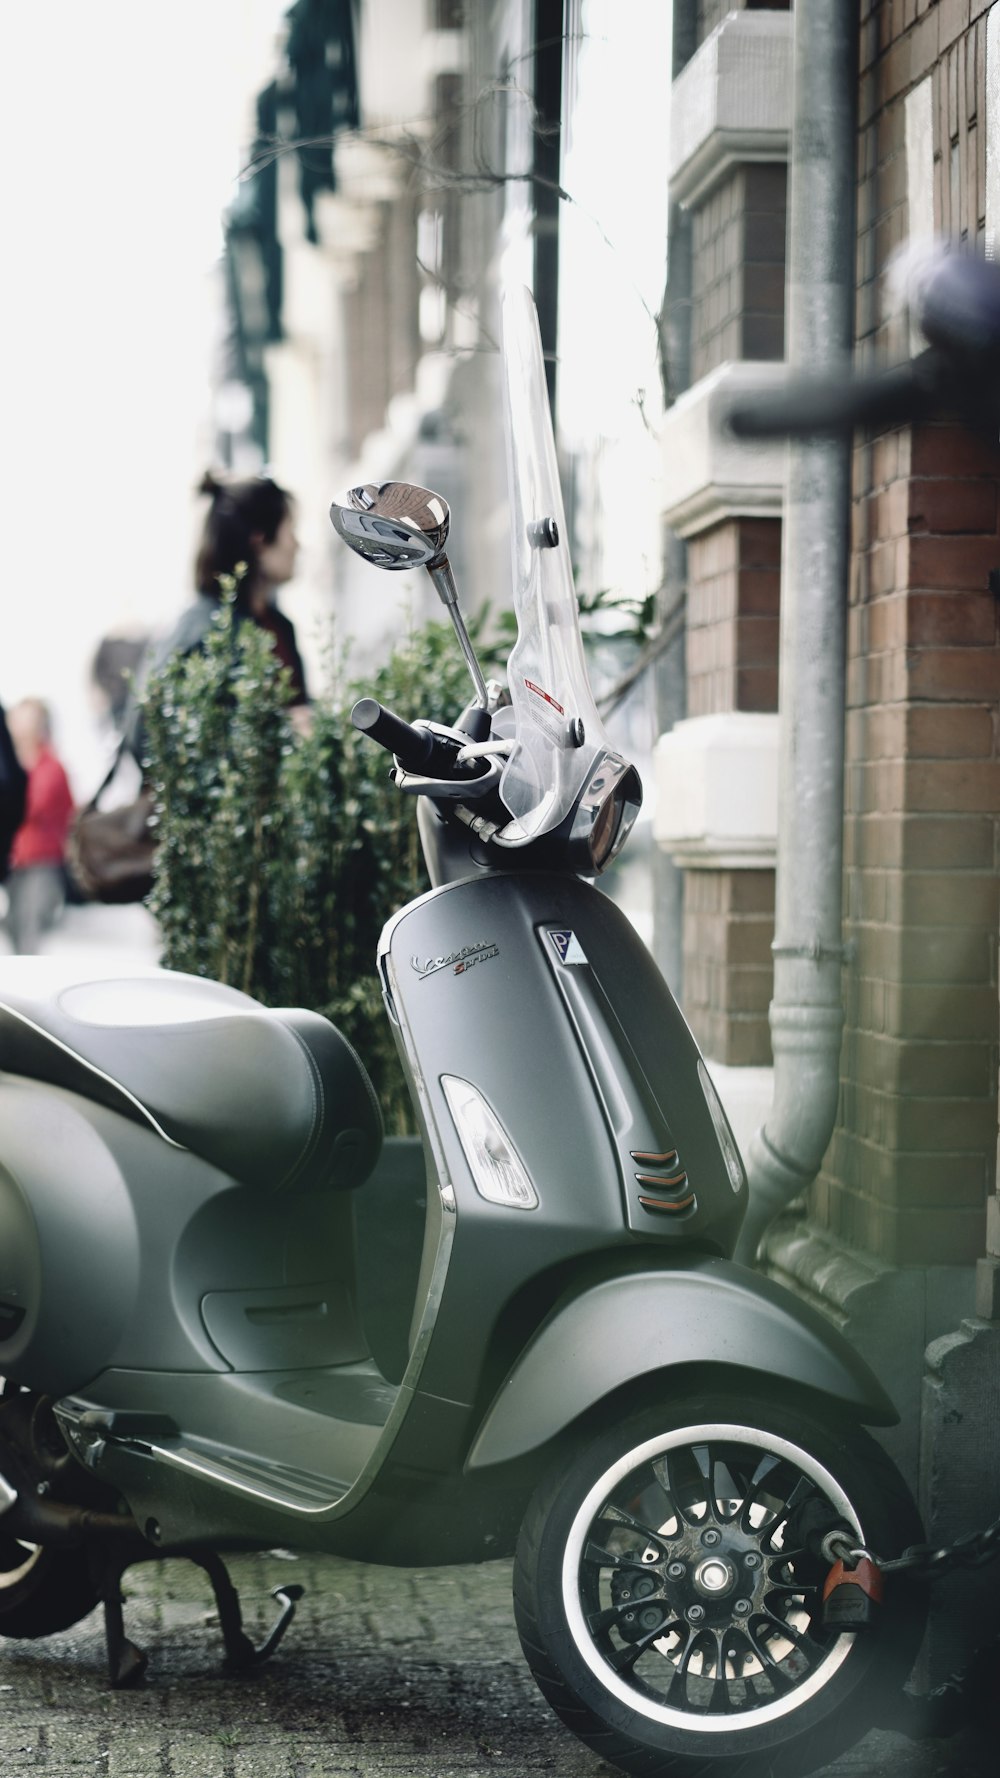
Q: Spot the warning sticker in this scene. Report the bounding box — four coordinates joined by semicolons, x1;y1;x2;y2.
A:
525;679;565;715
549;929;588;966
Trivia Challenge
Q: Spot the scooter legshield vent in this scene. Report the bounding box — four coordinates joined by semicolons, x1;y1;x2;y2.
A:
630;1148;696;1216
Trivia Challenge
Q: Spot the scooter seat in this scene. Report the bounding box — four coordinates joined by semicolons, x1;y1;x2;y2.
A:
0;959;382;1193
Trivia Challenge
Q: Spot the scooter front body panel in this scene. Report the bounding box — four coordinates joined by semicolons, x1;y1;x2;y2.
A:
380;870;746;1408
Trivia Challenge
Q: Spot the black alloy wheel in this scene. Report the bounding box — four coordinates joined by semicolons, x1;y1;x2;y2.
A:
514;1384;926;1778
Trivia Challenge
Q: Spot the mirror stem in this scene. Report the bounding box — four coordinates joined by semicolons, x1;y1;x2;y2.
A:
427;558;489;708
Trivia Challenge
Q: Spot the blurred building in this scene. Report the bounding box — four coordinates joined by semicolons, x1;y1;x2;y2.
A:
215;1;669;757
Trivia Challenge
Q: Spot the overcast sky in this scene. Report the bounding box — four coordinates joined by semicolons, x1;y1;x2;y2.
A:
0;1;287;790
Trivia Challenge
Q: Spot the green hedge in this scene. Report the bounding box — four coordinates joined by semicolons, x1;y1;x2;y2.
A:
141;596;481;1132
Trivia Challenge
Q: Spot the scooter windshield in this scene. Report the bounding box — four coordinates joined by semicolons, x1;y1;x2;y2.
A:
498;286;614;841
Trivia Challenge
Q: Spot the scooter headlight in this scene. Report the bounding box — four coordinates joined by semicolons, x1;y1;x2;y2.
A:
575;757;643;874
442;1076;539;1210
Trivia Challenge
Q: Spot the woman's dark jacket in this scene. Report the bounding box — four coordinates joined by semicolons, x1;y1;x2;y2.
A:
126;595;308;767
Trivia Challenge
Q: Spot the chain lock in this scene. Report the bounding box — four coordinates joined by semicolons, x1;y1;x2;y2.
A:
824;1511;1000;1582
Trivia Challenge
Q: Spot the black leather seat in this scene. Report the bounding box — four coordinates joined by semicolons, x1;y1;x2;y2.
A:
0;960;382;1193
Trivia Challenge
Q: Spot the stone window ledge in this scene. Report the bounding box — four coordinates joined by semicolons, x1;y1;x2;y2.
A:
661;361;787;539
670;11;793;209
653;711;779;869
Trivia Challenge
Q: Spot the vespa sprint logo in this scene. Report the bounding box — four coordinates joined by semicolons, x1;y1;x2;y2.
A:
410;939;500;981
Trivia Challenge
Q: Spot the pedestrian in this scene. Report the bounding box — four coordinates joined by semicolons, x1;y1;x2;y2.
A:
126;469;310;766
0;696;27;883
3;698;74;953
192;468;308;710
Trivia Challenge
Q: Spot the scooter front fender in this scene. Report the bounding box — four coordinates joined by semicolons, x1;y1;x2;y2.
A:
465;1255;897;1471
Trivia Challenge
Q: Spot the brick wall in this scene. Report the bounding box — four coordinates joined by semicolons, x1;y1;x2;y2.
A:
856;0;992;355
690;166;787;383
687;518;782;716
684;870;776;1064
682;517;782;1061
813;0;1000;1266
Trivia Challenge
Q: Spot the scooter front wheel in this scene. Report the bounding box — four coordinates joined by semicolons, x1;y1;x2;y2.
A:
513;1383;926;1778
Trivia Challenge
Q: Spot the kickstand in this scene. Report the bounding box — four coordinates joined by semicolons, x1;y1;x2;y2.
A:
91;1551;148;1690
191;1551;305;1672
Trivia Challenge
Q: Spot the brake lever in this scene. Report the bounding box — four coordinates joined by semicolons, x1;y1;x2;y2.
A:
392;757;504;799
390;722;508;799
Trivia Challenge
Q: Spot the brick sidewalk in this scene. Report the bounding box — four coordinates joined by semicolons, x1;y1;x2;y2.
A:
0;1550;992;1777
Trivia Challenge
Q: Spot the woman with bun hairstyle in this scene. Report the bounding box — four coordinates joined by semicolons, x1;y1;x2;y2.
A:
175;469;308;705
126;470;309;761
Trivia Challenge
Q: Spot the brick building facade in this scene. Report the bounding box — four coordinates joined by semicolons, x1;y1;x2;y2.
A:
660;0;1000;1285
656;4;792;1129
814;0;1000;1270
655;5;1000;1673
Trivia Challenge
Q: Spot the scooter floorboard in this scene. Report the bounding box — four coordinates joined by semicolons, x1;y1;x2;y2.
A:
60;1360;402;1516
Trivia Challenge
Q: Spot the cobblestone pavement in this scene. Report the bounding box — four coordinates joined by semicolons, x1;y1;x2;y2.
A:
0;1550;993;1778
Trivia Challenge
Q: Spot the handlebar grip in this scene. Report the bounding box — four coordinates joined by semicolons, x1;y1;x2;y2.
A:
351;698;437;770
351;697;481;781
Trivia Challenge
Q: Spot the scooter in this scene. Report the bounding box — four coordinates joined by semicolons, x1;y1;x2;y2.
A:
0;287;926;1778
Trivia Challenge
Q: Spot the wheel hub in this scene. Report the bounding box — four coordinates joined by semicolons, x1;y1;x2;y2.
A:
694;1556;733;1595
626;1519;776;1632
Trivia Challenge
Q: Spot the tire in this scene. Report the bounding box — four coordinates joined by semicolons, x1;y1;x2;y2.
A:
0;1537;99;1638
513;1383;927;1778
0;1388;100;1639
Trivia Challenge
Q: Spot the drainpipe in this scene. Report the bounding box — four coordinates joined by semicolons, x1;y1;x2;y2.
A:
734;0;859;1265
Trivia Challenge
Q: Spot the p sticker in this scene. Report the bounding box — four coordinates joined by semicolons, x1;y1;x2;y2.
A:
549;929;588;965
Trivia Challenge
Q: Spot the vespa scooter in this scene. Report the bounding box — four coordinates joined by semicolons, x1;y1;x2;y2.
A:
0;287;925;1778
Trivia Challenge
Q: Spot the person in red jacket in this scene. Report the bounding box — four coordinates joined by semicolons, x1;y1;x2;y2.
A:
3;699;74;953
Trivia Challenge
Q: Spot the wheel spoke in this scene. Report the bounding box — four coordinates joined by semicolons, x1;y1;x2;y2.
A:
597;1500;672;1558
745;1471;816;1547
737;1453;786;1532
761;1604;808;1645
606;1614;684;1674
760;1602;826;1657
740;1621;808;1694
585;1592;671;1637
708;1449;746;1522
767;1574;820;1598
698;1629;731;1713
721;1625;760;1684
652;1443;711;1527
583;1539;664;1574
770;1474;817;1539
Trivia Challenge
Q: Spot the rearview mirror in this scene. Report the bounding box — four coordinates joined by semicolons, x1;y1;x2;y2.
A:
330;479;489;709
329;481;450;571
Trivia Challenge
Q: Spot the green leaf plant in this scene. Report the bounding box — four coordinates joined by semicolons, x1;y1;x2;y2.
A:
141;591;483;1132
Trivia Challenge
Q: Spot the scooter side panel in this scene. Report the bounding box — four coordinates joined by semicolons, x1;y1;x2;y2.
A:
0;1075;270;1393
0;1076;142;1392
380;871;743;1417
464;1256;899;1471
